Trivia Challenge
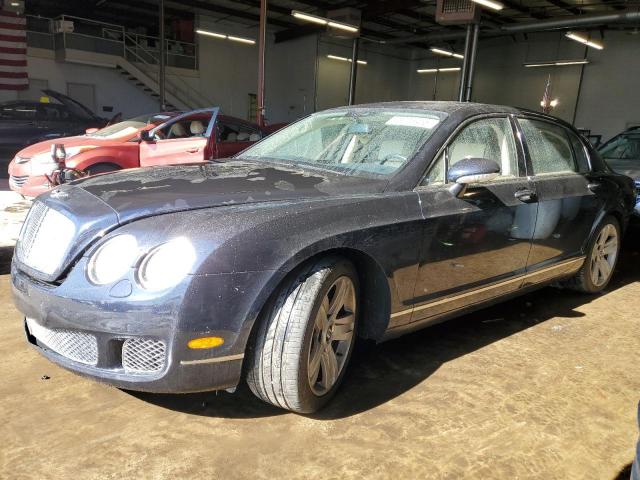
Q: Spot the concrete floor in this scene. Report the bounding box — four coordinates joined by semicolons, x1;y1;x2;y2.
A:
1;232;639;479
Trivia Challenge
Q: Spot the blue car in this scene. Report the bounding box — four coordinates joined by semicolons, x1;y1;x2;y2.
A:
598;127;640;216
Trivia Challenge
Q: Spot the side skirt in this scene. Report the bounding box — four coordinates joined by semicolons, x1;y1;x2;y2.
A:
382;256;585;341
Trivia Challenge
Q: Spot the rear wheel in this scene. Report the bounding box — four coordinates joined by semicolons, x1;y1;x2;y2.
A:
566;215;620;293
246;257;358;413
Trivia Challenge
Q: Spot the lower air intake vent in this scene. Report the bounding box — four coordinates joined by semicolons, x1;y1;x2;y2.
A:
122;338;166;374
27;318;98;366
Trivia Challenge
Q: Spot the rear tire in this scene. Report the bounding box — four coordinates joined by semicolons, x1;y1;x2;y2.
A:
565;215;621;293
246;257;359;413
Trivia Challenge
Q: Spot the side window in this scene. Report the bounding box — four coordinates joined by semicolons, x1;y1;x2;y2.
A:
156;113;211;140
421;117;518;186
599;134;640;161
38;105;62;121
219;121;262;143
0;102;37;120
567;130;591;173
519;118;576;174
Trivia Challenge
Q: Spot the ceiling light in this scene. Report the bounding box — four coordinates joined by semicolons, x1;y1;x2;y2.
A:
327;54;367;65
328;21;359;33
471;0;504;10
292;10;327;25
228;35;255;45
292;10;359;32
416;67;461;73
430;47;463;59
197;29;255;45
196;29;226;39
565;32;604;50
524;59;589;67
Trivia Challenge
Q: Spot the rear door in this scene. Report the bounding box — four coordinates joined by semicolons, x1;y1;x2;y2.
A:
516;116;606;279
139;108;218;166
409;115;537;325
213;118;263;158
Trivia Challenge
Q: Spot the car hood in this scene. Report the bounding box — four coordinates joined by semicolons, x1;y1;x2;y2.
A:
73;160;389;224
17;135;117;159
606;159;640;181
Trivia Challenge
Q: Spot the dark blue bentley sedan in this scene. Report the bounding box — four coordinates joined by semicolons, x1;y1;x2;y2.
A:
11;102;636;413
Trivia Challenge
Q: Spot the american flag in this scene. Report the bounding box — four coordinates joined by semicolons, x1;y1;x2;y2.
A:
0;10;27;91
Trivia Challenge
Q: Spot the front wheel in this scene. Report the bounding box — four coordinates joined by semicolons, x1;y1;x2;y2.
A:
566;215;621;293
246;258;358;413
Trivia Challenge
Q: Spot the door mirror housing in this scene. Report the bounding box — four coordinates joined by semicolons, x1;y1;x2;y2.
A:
447;157;501;196
139;129;154;142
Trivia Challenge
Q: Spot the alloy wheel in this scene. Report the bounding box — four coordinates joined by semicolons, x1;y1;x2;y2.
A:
307;276;356;396
590;223;618;287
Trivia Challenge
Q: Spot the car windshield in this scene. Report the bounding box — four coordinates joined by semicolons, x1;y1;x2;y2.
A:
599;133;640;161
89;113;174;139
239;109;446;177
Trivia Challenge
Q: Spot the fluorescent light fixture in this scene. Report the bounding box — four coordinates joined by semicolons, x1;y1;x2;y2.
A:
430;47;463;59
565;32;604;50
292;10;327;25
291;9;359;32
196;29;226;39
196;29;255;45
327;54;367;65
328;21;359;33
228;35;255;45
416;67;461;73
471;0;504;10
524;59;589;67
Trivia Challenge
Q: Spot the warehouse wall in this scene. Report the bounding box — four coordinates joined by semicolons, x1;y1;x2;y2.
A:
5;18;638;142
407;31;640;142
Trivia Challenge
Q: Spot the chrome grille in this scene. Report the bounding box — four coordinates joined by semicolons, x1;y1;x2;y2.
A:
122;338;166;374
16;201;48;264
26;318;98;366
9;174;28;187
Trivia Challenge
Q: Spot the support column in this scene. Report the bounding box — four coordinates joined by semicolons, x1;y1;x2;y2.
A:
348;37;359;106
458;24;473;102
159;0;166;110
464;23;479;102
257;0;267;127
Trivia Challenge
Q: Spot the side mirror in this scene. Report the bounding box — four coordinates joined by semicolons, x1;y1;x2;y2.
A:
447;157;500;197
85;128;99;134
139;129;154;142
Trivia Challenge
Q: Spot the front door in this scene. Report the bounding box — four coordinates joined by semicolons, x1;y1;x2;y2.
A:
516;117;606;280
410;116;537;324
139;108;219;167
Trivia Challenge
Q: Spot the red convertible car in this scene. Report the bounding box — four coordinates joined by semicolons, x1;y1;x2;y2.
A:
8;107;268;197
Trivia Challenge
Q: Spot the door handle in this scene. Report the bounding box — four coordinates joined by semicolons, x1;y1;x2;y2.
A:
514;189;537;203
587;182;601;193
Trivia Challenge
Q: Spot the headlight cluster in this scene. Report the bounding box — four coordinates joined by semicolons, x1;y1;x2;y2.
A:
87;235;196;291
30;146;98;175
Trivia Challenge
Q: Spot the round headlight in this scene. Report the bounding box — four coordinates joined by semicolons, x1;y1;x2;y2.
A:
87;234;138;285
137;237;196;291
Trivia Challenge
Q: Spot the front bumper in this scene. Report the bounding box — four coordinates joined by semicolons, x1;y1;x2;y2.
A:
7;160;51;197
10;261;265;393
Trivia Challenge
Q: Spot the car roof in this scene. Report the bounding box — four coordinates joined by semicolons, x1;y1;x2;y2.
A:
325;101;573;130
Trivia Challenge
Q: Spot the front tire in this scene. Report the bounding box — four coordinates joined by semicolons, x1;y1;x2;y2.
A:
246;257;358;413
566;215;621;293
